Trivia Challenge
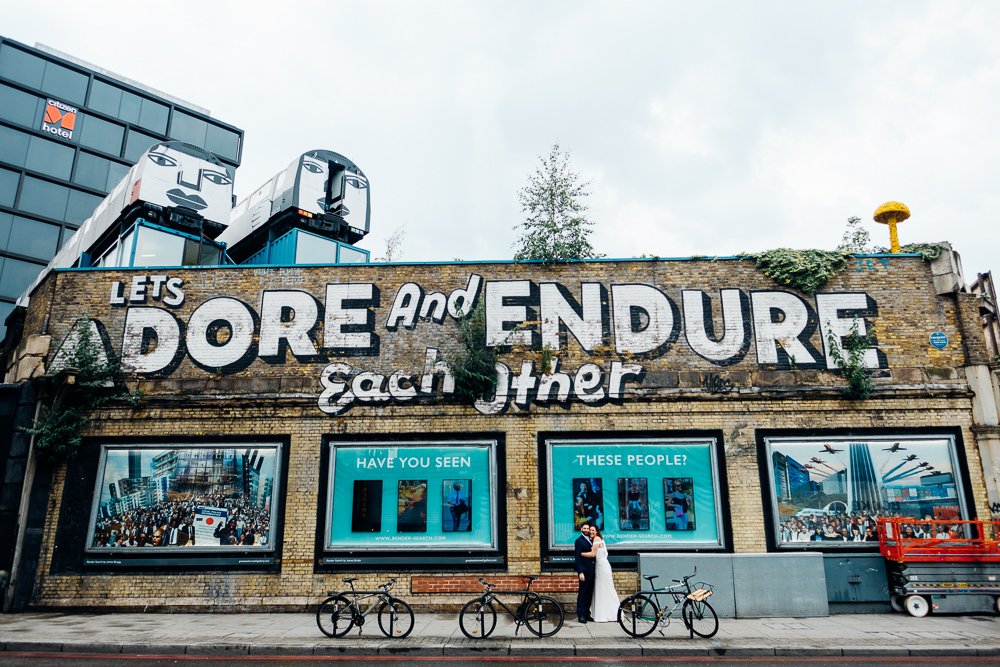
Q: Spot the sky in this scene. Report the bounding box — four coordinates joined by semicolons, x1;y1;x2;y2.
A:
3;1;998;276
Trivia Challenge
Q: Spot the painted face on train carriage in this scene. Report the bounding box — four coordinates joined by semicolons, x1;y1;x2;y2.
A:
297;156;328;217
141;143;233;220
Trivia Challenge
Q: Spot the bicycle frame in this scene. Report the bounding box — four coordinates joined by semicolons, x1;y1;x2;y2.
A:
478;588;543;634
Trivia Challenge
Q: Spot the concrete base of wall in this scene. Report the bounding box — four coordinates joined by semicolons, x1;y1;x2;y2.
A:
638;552;829;618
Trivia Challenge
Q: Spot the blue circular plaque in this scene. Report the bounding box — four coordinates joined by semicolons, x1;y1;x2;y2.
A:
929;332;949;350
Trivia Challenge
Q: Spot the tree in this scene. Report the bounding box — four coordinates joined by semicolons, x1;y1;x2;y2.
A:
513;144;602;261
837;216;875;254
375;227;406;262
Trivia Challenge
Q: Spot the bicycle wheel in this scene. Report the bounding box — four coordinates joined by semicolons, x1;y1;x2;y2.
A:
617;594;658;638
682;598;718;638
523;595;564;637
459;598;497;639
316;594;355;638
378;596;415;638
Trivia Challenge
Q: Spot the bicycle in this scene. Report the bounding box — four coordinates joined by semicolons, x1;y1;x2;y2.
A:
617;569;718;639
316;577;414;638
458;575;565;639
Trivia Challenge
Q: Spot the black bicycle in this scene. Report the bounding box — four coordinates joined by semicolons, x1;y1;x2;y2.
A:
458;576;565;638
617;569;718;639
316;577;414;638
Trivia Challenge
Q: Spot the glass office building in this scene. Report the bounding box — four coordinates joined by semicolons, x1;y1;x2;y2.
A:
0;36;243;336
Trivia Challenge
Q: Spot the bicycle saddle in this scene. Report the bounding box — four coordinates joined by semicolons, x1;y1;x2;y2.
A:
342;577;357;583
526;575;539;581
643;574;659;583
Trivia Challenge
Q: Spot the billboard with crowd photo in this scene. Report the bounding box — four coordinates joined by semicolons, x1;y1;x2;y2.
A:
86;444;281;552
764;434;967;548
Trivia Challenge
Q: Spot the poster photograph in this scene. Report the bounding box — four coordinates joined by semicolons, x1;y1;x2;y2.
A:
87;444;280;552
326;440;498;551
618;477;650;531
766;435;966;547
397;480;428;532
443;479;472;532
664;478;695;530
546;438;724;550
573;477;604;530
351;480;383;533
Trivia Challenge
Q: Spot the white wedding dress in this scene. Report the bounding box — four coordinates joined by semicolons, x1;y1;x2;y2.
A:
590;539;620;622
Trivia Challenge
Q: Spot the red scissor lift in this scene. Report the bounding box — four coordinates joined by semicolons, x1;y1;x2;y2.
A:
878;517;1000;616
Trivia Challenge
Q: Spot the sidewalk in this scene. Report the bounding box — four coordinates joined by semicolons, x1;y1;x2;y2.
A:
2;612;999;657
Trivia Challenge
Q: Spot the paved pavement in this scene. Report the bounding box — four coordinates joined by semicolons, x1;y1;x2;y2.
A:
1;612;1000;657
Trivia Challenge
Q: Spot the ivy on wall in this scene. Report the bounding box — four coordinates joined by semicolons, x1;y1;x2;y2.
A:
826;323;875;400
22;318;139;461
449;302;499;403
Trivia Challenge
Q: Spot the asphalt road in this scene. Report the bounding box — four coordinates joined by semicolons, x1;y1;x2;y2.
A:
2;654;1000;667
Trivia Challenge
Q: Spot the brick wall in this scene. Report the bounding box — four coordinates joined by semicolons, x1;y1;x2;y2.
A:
15;255;993;610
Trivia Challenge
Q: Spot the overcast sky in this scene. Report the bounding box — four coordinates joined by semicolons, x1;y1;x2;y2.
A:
3;1;998;278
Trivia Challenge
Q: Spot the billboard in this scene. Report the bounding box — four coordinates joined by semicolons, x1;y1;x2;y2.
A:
545;438;724;550
87;444;280;552
325;441;498;551
764;435;966;547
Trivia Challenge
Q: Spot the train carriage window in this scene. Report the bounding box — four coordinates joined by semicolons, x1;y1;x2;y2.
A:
19;176;69;221
40;61;87;105
0;45;45;89
25;134;74;181
8;215;60;261
88;80;122;117
0;168;19;207
132;225;184;267
0;83;44;128
77;115;125;156
169;111;208;148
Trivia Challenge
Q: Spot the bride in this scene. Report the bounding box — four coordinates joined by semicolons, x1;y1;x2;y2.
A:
589;526;620;622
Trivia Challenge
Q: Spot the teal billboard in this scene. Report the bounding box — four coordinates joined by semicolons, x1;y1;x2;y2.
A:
546;438;724;550
325;441;498;551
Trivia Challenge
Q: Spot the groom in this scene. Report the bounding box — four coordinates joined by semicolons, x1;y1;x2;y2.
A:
574;521;597;623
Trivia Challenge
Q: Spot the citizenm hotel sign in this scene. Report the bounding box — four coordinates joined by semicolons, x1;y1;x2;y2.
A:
60;265;898;416
41;98;77;140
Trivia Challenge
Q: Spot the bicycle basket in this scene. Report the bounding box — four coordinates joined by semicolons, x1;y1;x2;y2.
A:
687;582;714;601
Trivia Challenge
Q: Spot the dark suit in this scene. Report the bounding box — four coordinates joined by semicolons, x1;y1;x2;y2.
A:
574;534;596;621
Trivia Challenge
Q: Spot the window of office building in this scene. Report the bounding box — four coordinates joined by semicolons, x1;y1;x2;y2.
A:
0;255;44;298
0;125;30;167
6;215;60;261
0;45;87;105
65;189;102;226
39;60;88;105
169;111;208;147
205;123;240;162
74;152;128;192
25;134;74;181
77;115;125;156
0;44;46;90
19;176;69;221
0;167;18;207
124;129;160;164
0;83;43;128
87;79;122;117
88;80;169;136
137;97;168;135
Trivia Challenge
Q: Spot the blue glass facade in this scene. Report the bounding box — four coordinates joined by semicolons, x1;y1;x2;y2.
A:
0;36;243;336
